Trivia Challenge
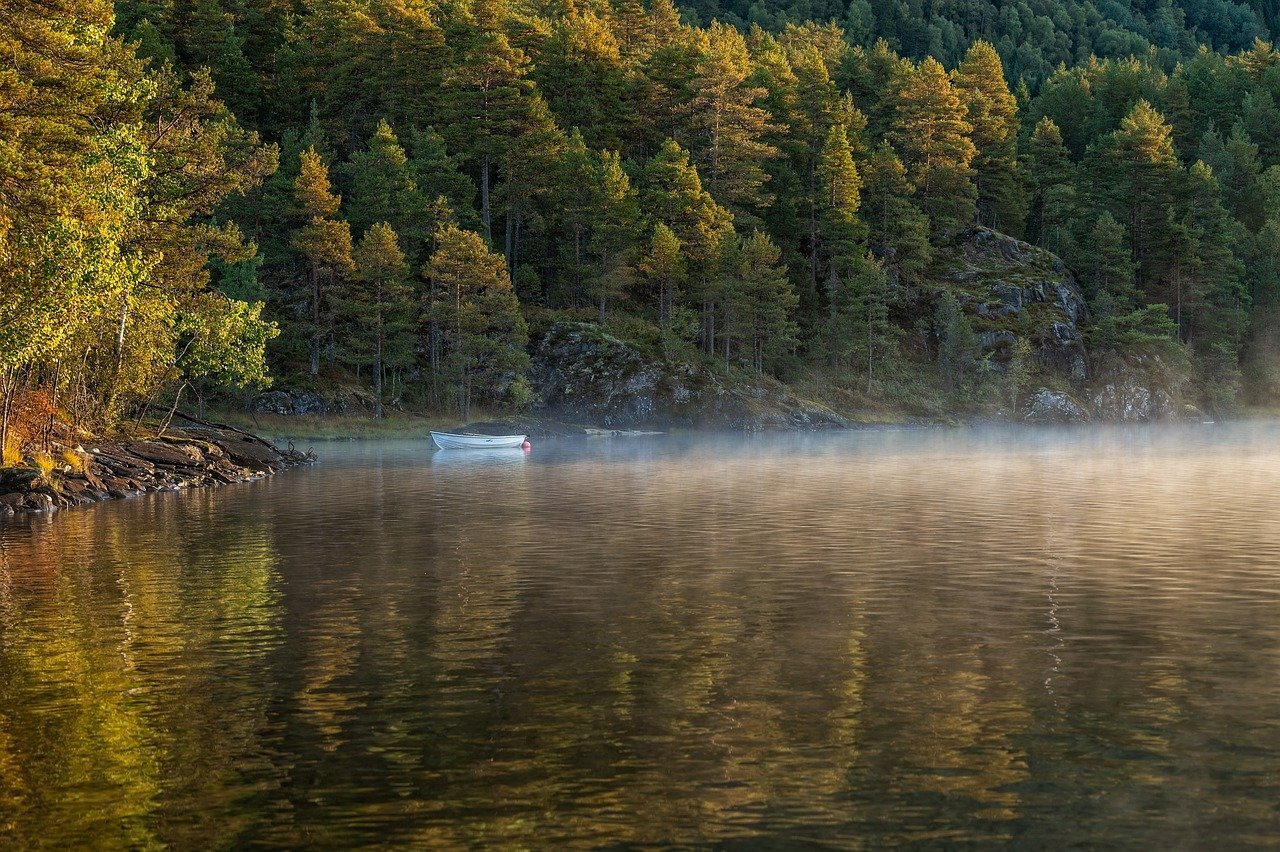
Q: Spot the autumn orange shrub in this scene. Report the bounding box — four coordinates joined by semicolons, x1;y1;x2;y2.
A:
2;390;58;466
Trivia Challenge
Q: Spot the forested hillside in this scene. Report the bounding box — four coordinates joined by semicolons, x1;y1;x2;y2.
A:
8;0;1280;449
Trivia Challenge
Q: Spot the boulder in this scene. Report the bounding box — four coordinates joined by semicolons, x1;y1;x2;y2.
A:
22;493;55;513
1022;388;1090;424
1088;354;1187;422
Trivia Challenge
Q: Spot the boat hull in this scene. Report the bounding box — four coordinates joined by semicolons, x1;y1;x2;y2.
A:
430;431;527;450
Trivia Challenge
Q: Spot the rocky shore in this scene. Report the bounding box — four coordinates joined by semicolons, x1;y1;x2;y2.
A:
0;420;315;518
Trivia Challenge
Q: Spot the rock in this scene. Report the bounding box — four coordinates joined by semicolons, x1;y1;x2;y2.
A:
213;436;284;472
530;322;849;431
127;440;203;466
22;493;55;513
979;330;1018;354
1022;388;1090;424
253;389;332;416
1088;354;1186;422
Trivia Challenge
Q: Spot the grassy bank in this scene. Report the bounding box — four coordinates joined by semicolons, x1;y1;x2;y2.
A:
208;411;461;441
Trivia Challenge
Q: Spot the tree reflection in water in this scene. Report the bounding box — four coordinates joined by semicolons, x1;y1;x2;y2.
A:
3;428;1280;847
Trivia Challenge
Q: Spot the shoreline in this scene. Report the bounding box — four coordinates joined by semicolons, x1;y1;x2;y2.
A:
0;417;315;519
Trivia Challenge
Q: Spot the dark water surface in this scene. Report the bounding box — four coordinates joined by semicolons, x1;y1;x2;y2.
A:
4;425;1280;847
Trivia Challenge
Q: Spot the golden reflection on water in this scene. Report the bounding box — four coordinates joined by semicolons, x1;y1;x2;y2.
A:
4;425;1280;846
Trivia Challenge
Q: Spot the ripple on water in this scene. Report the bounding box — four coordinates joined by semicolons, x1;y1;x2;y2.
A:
4;424;1280;846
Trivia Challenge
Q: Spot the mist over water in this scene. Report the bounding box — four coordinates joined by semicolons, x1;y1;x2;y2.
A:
4;424;1280;846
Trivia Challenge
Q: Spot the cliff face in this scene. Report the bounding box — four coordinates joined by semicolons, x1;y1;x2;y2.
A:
928;227;1089;383
924;227;1198;423
529;324;850;431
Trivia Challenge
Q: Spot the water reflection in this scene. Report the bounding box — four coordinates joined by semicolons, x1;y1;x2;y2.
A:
4;425;1280;845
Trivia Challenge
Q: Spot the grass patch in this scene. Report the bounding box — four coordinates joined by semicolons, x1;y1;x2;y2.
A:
208;411;466;441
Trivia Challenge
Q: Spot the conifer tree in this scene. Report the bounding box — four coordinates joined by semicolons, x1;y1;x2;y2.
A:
343;120;421;243
427;224;529;419
440;24;535;243
1025;116;1074;249
347;222;413;418
1089;100;1184;297
952;41;1024;234
1079;212;1140;313
824;256;896;391
639;223;686;330
936;290;980;389
536;9;633;150
640;139;734;267
860;143;931;282
686;22;778;224
889;56;977;234
718;230;799;371
815;120;866;309
1184;161;1248;389
292;148;355;374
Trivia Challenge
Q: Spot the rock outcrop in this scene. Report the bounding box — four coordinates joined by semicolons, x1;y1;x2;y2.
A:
530;323;850;431
1022;388;1090;424
1086;353;1200;422
930;227;1090;382
0;424;315;518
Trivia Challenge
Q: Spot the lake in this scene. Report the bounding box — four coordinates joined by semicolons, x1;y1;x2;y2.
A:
3;424;1280;847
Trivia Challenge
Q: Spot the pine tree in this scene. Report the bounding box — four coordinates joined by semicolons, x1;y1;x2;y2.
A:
427;224;529;419
935;290;980;389
889;57;977;235
639;223;686;330
718;230;799;372
1200;124;1264;229
1079;211;1139;313
536;9;633;150
814;120;866;312
1025;116;1074;249
407;128;478;232
292;148;355;374
1088;100;1184;298
1184;160;1248;406
439;25;535;243
686;22;778;225
824;255;896;392
640;139;734;267
343;120;421;243
860;143;931;282
952;41;1024;234
346;222;413;417
369;0;448;132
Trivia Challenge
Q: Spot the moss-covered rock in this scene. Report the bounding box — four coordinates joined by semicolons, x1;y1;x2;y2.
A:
926;226;1088;382
530;323;851;430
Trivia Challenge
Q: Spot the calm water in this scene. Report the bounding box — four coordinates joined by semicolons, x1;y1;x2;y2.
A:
3;425;1280;847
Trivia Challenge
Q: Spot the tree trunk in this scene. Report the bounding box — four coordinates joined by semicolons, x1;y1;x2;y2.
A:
374;311;384;419
481;153;492;242
157;382;188;438
0;366;15;465
866;298;874;396
310;263;321;375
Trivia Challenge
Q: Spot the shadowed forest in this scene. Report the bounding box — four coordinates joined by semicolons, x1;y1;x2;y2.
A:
7;0;1280;447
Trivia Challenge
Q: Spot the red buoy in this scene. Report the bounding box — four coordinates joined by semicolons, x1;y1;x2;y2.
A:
522;440;532;451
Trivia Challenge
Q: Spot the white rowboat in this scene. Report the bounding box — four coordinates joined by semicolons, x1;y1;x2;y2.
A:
430;431;528;450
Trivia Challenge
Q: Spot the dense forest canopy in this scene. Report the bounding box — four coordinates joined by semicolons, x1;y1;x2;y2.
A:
7;0;1280;448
